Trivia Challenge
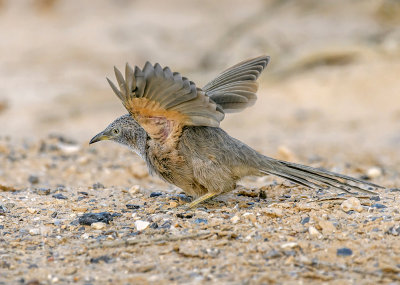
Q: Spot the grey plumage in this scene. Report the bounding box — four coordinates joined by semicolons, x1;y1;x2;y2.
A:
90;55;382;208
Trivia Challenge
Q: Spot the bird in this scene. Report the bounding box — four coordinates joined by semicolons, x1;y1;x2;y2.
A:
89;55;382;208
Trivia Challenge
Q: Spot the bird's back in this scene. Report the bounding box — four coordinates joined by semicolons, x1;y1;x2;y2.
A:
177;126;262;196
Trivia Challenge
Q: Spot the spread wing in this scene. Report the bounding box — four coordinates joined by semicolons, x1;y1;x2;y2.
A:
107;62;225;143
203;55;270;113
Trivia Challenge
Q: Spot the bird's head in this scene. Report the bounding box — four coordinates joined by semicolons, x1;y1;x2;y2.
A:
89;114;147;156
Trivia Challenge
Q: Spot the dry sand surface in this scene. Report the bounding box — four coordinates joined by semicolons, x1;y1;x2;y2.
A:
1;0;400;284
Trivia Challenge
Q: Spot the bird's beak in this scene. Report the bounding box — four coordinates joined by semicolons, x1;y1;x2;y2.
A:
89;132;110;144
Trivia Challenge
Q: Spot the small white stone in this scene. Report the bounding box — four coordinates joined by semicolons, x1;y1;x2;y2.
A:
308;226;322;238
81;233;89;239
29;228;40;235
57;143;80;154
243;212;257;223
367;167;382;179
91;222;106;230
27;208;37;214
230;215;240;224
134;220;150;231
129;185;141;195
341;197;363;213
281;242;299;249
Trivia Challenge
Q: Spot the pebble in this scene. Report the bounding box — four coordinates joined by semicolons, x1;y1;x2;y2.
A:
308;226;322;238
0;205;8;215
193;218;208;224
150;192;162;197
126;204;141;210
91;222;106;230
29;228;40;235
371;203;387;209
78;212;116;225
341;197;363;213
27;208;37;214
57;143;80;154
129;185;141;195
281;242;299;249
366;167;382;179
90;255;113;264
92;182;105;190
134;220;150;231
36;188;50;195
52;193;68;200
230;215;240;224
263;208;283;218
243;213;257;223
301;217;310;225
64;267;78;275
337;247;353;257
176;213;193;219
28;175;39;184
387;226;400;236
370;196;380;201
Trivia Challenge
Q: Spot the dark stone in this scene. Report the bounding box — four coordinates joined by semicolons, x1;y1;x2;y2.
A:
28;264;39;269
389;188;400;192
78;191;89;196
371;203;387;209
149;222;158;229
52;193;68;200
160;221;171;229
28;175;39;184
176;194;192;203
370;196;380;201
150;192;162;197
193;218;208;224
78;212;119;225
0;225;3;229
259;189;267;200
56;185;66;191
386;226;400;236
90;255;113;264
337;247;353;256
301;217;310;225
0;205;7;216
176;213;194;219
126;204;140;210
92;183;105;190
51;212;58;218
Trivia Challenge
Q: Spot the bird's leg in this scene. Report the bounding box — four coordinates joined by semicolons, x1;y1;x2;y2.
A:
184;192;218;209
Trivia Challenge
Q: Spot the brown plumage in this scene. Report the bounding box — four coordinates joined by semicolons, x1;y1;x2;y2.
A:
90;56;382;208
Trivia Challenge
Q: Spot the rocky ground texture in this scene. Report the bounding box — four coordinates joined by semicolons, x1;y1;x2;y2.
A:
0;136;399;284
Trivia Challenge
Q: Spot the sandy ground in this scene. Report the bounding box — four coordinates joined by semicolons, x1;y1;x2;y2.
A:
1;0;400;284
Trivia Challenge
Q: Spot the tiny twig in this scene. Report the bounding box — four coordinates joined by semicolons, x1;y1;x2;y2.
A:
88;230;212;249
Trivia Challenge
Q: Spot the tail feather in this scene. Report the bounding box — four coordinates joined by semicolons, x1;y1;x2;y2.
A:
259;158;383;195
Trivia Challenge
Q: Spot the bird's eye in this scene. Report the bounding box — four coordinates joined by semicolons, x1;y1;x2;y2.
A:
113;128;120;135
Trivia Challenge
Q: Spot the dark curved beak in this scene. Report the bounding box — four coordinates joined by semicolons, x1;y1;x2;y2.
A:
89;132;109;144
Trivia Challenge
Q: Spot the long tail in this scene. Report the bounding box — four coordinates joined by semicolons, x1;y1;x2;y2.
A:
258;157;383;195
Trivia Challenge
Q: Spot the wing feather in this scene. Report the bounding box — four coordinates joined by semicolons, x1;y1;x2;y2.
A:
204;55;269;113
108;62;224;143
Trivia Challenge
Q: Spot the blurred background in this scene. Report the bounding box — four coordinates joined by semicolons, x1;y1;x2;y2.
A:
0;0;399;161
